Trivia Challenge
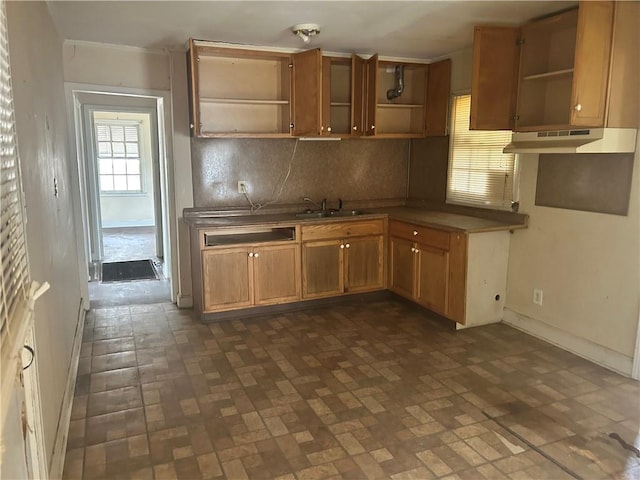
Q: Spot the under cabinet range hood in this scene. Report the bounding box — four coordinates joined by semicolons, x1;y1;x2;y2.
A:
503;128;637;154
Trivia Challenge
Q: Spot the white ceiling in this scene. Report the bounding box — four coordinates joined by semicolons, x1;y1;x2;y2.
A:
47;1;576;59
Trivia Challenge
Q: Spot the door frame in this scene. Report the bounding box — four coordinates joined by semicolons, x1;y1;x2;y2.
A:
82;105;163;264
65;83;178;303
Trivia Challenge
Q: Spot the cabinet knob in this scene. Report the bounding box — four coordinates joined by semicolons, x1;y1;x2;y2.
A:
327;126;332;132
248;252;254;257
413;230;418;236
189;123;194;129
321;125;324;131
290;123;294;129
574;103;582;112
345;243;350;249
411;247;416;253
370;125;375;130
352;126;357;131
414;248;419;254
254;253;259;258
340;244;345;249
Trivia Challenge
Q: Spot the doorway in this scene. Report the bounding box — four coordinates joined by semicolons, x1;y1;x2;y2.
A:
73;93;172;305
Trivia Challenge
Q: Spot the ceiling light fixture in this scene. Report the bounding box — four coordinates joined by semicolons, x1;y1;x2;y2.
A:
292;23;320;44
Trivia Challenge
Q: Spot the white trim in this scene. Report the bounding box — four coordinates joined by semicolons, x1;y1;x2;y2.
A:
22;327;47;479
177;293;193;309
48;302;86;479
65;82;178;303
503;308;633;377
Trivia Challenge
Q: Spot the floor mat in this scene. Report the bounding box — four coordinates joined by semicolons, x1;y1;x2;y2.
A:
101;259;158;283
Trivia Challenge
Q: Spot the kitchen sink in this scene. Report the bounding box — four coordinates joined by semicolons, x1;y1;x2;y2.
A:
295;211;329;218
328;210;363;217
295;209;364;219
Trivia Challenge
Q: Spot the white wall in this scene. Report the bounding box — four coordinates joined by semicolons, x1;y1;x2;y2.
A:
449;47;639;375
6;1;84;467
94;111;156;228
505;147;639;373
63;41;170;91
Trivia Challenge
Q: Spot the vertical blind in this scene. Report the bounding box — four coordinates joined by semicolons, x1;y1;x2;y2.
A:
447;95;517;210
0;0;30;376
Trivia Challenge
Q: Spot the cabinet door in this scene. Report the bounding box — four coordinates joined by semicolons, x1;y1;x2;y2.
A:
389;236;415;299
470;26;520;130
187;39;201;137
202;247;252;312
571;1;614;126
302;240;343;298
365;54;378;135
345;235;384;293
415;244;449;315
351;55;365;136
425;59;451;136
253;244;301;305
292;48;322;136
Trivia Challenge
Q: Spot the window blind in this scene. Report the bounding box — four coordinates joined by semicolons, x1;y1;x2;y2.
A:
447;95;517;210
0;0;30;381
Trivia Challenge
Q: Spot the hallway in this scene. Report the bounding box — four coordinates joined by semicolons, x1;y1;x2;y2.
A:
63;297;640;479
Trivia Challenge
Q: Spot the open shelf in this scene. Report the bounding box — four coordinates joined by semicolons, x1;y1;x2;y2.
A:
522;68;574;81
377;103;424;109
201;98;289;105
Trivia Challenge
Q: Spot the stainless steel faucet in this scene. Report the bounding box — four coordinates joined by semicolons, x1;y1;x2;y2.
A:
303;197;327;211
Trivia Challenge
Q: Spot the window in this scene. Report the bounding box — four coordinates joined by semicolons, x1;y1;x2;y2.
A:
1;0;32;407
447;95;518;210
96;122;142;192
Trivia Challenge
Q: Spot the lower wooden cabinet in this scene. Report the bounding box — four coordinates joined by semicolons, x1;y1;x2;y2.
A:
389;234;450;317
201;243;300;313
301;219;385;299
389;220;462;321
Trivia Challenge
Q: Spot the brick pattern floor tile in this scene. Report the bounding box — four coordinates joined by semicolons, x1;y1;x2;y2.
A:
63;298;639;479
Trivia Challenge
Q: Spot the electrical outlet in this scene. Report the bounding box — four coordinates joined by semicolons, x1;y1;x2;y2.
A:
237;181;248;193
533;288;544;306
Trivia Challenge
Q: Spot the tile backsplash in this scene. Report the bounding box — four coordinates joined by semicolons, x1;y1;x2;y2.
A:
191;138;410;208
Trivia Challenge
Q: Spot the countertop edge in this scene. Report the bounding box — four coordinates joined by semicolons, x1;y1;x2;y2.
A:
184;207;527;234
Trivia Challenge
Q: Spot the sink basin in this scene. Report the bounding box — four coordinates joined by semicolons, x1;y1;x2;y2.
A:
328;210;364;217
295;211;329;219
295;209;364;219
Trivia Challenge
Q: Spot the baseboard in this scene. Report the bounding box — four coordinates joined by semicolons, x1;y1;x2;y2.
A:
503;308;633;377
48;299;87;479
177;293;193;308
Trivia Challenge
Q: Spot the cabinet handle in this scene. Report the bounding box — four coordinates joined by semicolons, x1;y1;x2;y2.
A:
370;125;375;130
352;126;357;131
574;103;582;112
254;253;259;258
290;123;294;129
248;252;254;257
321;125;324;131
411;247;415;253
189;123;194;129
340;244;345;249
413;230;418;236
414;248;420;254
327;126;332;132
345;243;350;248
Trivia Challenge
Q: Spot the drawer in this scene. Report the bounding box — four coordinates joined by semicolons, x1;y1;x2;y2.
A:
389;220;450;250
301;219;384;242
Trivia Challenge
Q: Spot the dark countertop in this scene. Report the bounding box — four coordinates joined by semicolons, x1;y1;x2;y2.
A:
184;206;527;234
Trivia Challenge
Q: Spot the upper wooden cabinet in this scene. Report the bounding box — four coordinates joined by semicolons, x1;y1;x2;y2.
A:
365;56;451;138
471;1;639;131
321;56;365;137
188;39;452;138
188;41;294;137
